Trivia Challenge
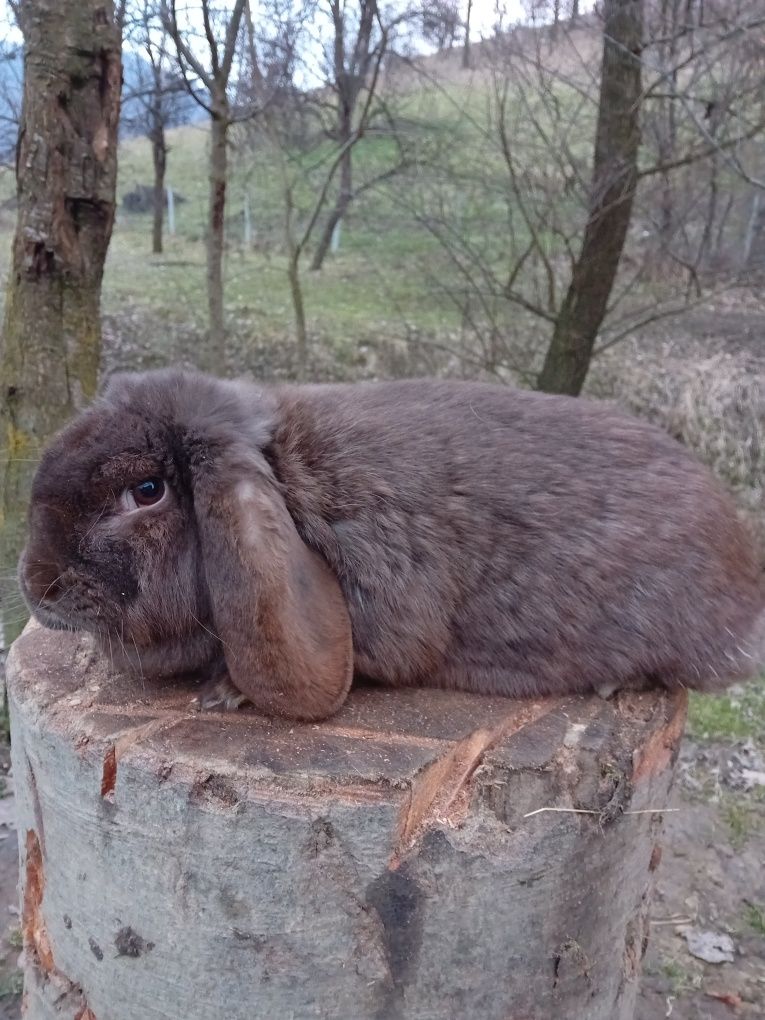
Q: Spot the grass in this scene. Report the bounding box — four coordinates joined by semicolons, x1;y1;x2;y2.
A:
744;901;765;936
2;80;488;347
660;959;700;996
687;676;765;745
0;971;22;1000
26;109;474;353
102;228;458;342
94;63;592;358
722;798;762;850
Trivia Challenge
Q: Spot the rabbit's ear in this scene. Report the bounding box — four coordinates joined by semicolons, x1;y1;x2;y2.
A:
193;466;353;720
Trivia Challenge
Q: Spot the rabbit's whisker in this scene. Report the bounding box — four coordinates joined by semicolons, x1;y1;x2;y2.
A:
79;499;110;551
115;628;131;684
105;631;113;673
188;608;224;648
37;573;66;609
130;636;146;696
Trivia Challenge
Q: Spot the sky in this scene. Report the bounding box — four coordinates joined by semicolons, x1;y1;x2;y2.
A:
0;2;586;51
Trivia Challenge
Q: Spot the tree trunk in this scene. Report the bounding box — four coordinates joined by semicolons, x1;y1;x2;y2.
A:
288;249;308;377
552;0;561;41
537;0;643;396
9;623;688;1020
655;0;679;259
697;150;719;271
462;0;472;69
207;109;228;365
0;0;121;643
744;192;765;272
310;122;353;272
151;118;166;255
571;0;580;21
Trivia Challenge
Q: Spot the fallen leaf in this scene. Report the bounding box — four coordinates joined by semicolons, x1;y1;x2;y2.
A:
706;990;743;1009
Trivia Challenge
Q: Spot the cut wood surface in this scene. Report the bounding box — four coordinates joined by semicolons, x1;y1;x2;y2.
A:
7;622;687;1020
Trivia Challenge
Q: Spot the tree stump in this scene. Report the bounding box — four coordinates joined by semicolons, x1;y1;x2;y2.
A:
7;623;687;1020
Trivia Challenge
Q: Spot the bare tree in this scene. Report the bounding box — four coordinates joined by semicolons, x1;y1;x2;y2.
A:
0;36;22;169
309;0;390;272
462;0;472;68
0;0;122;641
420;0;461;50
537;0;643;394
744;182;765;273
124;0;185;253
244;1;408;370
398;0;765;393
551;0;561;41
638;1;765;274
161;0;250;361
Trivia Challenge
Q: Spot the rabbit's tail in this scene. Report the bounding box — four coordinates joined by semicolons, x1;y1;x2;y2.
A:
722;602;765;689
687;597;765;693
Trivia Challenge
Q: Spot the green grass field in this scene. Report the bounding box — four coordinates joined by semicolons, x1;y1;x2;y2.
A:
100;61;599;360
105;79;496;348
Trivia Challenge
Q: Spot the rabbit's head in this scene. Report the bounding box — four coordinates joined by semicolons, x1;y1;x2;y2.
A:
20;370;353;719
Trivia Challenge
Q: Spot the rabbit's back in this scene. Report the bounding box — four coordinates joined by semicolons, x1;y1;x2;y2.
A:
268;380;763;697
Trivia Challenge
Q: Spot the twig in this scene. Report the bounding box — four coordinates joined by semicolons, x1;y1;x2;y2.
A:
523;806;682;819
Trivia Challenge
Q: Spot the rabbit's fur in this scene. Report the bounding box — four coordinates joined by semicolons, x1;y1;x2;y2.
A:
20;369;764;720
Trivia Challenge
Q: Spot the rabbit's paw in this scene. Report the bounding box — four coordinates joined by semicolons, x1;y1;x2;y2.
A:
194;672;249;713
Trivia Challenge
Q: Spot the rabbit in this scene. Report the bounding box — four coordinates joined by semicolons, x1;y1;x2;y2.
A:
19;368;764;721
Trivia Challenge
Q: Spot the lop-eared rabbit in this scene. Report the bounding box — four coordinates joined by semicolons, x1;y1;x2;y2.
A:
20;371;764;719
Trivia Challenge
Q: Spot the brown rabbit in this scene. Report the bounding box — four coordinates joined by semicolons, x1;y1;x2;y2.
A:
19;369;764;720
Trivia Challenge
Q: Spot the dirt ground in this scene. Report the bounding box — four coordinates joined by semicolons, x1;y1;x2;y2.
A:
637;739;765;1020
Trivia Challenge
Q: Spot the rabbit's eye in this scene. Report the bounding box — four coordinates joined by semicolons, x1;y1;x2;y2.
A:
133;478;165;506
121;478;166;511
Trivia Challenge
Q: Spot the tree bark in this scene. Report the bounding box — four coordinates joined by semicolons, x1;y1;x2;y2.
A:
744;191;765;272
9;623;688;1020
310;116;353;272
161;0;247;365
462;0;472;69
207;109;228;364
288;249;308;376
310;0;379;273
698;150;719;270
655;0;680;259
0;0;121;642
537;0;643;396
151;116;166;255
